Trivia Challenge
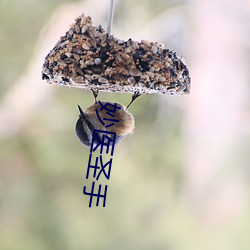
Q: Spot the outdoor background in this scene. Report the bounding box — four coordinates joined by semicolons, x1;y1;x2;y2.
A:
1;0;250;249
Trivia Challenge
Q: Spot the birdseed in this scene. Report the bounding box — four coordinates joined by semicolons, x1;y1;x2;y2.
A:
42;14;190;95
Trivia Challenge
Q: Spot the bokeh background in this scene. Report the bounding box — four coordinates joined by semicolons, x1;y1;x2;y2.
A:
1;0;250;249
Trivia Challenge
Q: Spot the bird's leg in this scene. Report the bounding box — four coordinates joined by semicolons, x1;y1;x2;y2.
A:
91;89;99;104
126;91;141;110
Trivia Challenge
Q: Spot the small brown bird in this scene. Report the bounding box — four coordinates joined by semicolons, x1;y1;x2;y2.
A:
75;90;136;148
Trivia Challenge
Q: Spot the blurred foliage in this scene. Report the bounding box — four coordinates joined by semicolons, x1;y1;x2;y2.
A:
0;0;72;97
1;0;250;250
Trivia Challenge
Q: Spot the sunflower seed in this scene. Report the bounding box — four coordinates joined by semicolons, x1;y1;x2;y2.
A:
72;53;80;60
85;60;94;65
57;59;67;66
140;75;149;82
75;24;80;34
74;66;83;75
65;52;72;58
141;40;150;47
72;76;84;83
129;68;142;77
151;45;158;54
128;77;135;84
92;74;101;79
147;72;154;78
63;58;75;64
98;77;109;84
82;43;90;50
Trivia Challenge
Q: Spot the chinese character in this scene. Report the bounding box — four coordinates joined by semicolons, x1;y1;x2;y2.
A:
96;101;121;128
91;129;116;156
86;154;112;180
83;182;108;207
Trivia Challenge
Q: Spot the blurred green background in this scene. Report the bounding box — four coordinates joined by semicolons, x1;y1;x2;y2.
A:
1;0;250;249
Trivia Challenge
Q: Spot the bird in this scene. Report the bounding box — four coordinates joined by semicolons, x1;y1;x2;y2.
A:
75;89;136;148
